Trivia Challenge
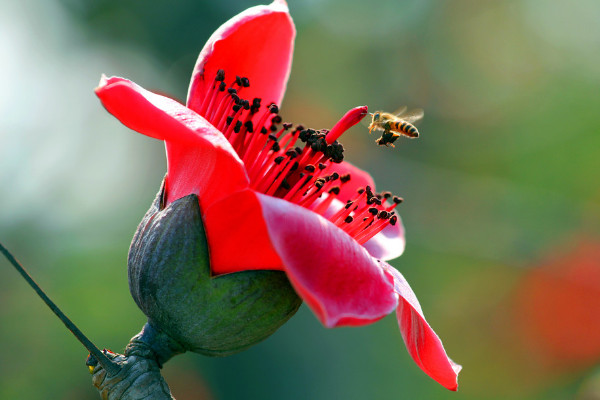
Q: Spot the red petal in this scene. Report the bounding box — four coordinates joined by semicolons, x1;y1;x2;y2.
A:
97;76;214;144
187;0;295;112
258;193;398;327
203;189;283;275
96;76;249;207
381;263;462;391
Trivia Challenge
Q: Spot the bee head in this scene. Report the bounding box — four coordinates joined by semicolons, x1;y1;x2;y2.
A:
373;112;380;121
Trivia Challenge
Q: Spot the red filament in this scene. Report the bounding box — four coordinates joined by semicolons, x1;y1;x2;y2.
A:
199;70;403;243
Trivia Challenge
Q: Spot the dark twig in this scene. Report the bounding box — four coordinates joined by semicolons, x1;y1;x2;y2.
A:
0;241;121;376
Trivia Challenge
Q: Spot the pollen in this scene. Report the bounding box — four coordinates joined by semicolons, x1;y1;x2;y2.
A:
200;69;404;243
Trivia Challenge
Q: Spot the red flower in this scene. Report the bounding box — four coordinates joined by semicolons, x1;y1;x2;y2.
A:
514;238;600;370
95;0;460;390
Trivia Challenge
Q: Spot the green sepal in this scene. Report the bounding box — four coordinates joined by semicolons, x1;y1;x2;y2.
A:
128;183;302;357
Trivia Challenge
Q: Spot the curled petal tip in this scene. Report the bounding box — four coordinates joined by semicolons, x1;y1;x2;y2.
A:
187;0;295;111
383;264;461;391
95;75;125;95
271;0;289;9
96;74;109;91
448;361;462;391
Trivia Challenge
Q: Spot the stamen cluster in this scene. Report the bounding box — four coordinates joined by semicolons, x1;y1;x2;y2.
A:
200;69;403;243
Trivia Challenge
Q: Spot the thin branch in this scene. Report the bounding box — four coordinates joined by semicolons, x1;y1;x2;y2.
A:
0;241;121;376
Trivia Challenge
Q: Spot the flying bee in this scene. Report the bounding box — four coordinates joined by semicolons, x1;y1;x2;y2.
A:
367;107;424;147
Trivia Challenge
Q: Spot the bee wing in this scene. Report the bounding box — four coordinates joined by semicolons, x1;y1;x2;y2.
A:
397;108;424;124
362;107;408;126
393;106;408;116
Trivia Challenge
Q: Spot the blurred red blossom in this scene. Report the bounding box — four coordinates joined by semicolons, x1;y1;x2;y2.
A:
514;238;600;370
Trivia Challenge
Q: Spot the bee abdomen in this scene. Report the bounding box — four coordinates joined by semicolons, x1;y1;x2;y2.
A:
401;122;419;138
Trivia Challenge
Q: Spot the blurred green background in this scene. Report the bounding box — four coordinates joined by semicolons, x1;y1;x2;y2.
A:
1;0;600;399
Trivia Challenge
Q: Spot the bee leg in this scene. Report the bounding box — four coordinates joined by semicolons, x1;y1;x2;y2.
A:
389;133;401;147
377;129;393;147
384;128;393;143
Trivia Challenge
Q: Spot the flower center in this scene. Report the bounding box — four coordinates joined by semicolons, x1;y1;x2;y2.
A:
200;69;402;244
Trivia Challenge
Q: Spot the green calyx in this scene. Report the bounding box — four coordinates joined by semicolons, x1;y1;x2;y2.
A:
128;183;302;359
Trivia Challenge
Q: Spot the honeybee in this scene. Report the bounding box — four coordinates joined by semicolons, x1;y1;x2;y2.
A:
367;107;424;147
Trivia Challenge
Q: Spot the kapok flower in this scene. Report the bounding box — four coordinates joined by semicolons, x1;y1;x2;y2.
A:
95;0;461;391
